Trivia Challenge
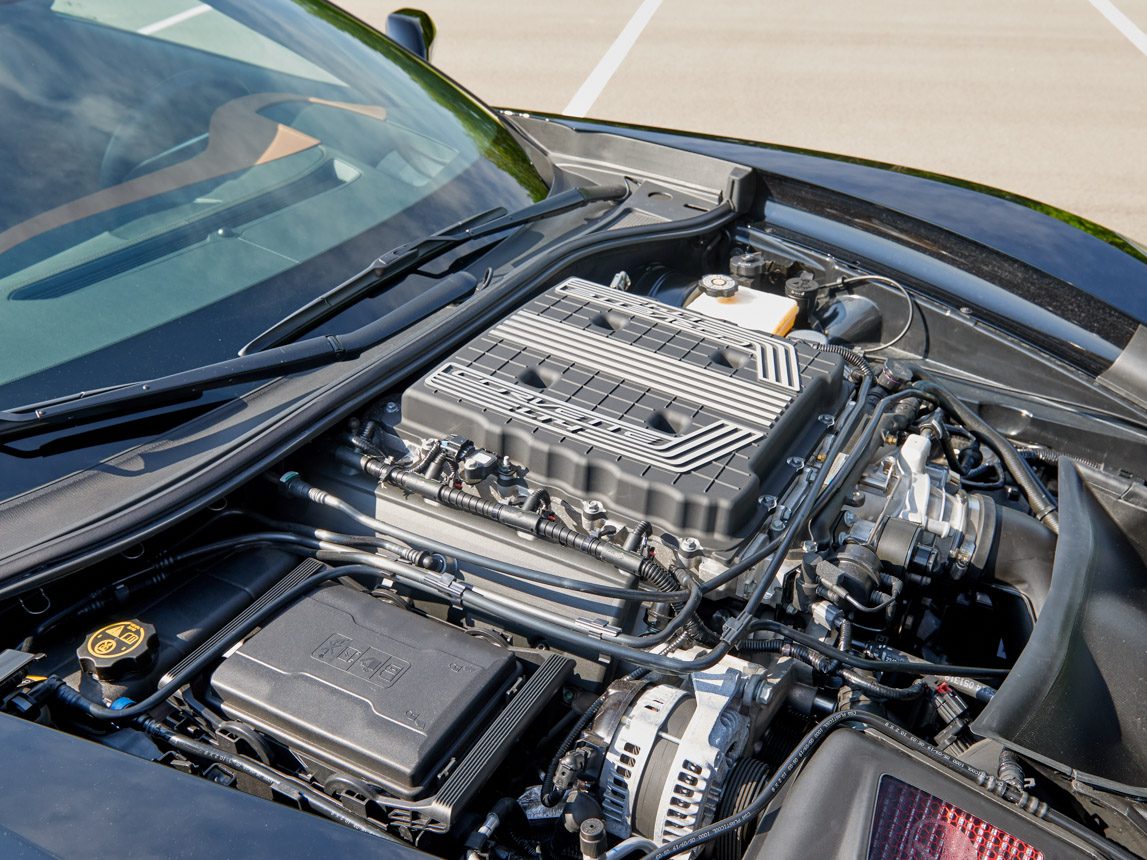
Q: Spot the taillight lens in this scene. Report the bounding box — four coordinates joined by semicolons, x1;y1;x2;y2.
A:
868;775;1044;860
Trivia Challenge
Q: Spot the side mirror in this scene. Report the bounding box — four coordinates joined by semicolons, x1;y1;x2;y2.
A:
386;8;436;62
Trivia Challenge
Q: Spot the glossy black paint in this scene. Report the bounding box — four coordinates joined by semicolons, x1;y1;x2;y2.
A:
0;714;424;858
6;8;1147;856
525;114;1147;355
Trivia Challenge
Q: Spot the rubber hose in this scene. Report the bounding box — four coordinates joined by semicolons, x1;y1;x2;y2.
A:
838;668;929;700
738;638;926;699
749;620;1008;678
819;343;876;382
1020;447;1104;472
998;748;1026;789
135;717;401;842
603;838;659;859
913;380;1058;534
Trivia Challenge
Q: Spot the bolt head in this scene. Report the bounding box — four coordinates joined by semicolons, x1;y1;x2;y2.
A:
679;537;703;557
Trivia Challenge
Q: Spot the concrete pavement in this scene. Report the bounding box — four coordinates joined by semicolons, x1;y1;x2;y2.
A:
340;0;1147;244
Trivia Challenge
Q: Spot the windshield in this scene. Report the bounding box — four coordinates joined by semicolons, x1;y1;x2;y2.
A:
0;0;547;405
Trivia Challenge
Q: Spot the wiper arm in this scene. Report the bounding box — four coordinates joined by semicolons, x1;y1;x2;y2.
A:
238;183;628;356
0;270;480;442
0;185;628;442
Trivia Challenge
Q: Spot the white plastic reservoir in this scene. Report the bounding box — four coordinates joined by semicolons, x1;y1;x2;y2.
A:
685;274;799;336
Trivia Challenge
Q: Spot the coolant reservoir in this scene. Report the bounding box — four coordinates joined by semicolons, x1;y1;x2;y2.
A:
685;273;799;335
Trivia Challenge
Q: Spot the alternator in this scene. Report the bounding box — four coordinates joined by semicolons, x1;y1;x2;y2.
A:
592;660;757;849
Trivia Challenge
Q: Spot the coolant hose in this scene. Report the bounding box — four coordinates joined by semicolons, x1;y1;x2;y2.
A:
913;380;1059;534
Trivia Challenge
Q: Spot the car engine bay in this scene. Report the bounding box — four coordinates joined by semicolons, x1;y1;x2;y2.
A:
4;221;1147;860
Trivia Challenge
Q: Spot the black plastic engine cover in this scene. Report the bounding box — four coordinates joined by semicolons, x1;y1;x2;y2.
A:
399;278;848;545
210;585;517;799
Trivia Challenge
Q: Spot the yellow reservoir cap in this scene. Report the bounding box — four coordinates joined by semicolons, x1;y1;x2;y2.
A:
77;618;156;681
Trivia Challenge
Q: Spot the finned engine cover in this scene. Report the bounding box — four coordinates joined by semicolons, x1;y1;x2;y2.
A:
399;277;848;545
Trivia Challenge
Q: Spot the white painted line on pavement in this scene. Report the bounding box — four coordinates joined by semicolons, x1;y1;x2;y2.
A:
563;0;662;117
1088;0;1147;58
138;3;212;36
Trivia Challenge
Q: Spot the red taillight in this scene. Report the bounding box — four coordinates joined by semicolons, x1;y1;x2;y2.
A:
868;775;1044;860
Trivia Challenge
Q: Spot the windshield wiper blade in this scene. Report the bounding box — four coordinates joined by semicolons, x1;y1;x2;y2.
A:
238;183;628;356
0;184;629;441
0;270;479;442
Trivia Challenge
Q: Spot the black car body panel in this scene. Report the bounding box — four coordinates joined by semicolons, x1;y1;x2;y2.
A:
0;713;423;859
535;114;1147;343
4;5;1147;860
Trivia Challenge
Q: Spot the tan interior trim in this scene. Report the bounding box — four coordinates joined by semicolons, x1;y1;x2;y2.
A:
0;94;386;257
